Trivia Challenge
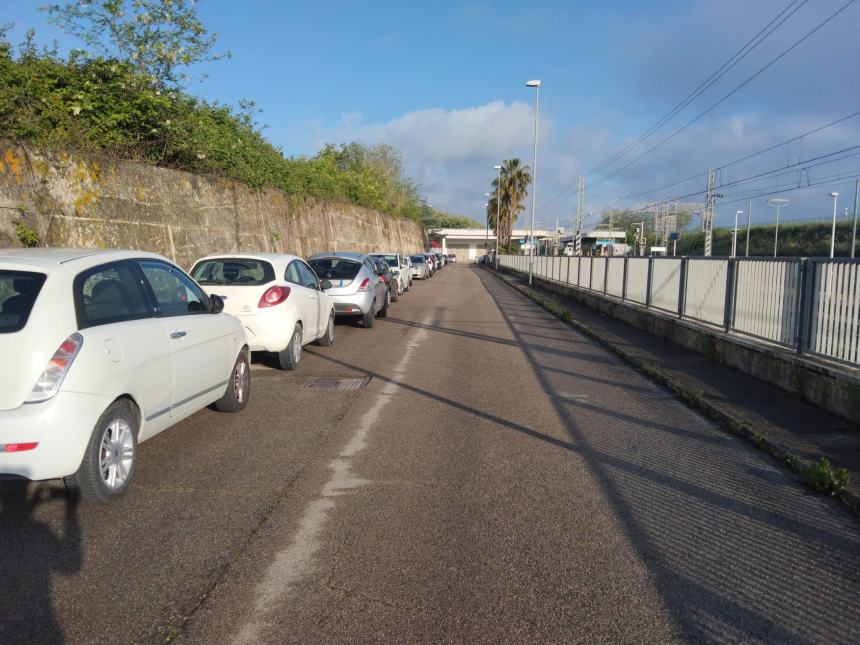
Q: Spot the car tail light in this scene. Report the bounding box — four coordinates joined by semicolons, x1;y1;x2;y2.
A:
357;278;371;292
258;285;291;308
25;332;84;404
2;443;38;453
379;275;388;284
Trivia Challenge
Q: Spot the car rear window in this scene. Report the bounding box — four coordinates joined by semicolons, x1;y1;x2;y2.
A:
191;258;275;286
0;270;47;333
410;256;425;263
308;258;361;281
373;254;399;267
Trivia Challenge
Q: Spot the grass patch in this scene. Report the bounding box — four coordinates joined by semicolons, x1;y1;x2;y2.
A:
799;458;851;496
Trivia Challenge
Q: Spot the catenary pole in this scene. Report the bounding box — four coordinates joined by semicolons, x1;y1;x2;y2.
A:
526;80;541;285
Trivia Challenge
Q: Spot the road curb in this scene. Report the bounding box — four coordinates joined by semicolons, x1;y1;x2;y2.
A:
483;264;859;522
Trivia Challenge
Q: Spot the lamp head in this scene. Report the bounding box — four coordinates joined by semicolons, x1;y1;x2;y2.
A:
494;165;502;170
526;80;541;87
830;192;839;198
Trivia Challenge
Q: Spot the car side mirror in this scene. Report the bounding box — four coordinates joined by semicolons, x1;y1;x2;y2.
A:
209;294;225;314
320;279;332;290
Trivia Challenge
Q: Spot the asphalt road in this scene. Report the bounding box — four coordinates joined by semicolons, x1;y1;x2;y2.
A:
2;264;860;644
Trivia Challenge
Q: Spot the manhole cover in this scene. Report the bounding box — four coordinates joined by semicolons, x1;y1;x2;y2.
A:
306;377;371;390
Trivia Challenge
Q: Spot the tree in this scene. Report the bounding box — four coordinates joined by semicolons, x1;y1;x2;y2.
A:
43;0;229;86
488;158;531;248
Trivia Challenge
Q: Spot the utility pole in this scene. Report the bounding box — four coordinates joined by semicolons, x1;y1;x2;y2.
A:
852;178;859;259
745;200;752;257
704;169;715;257
575;175;584;256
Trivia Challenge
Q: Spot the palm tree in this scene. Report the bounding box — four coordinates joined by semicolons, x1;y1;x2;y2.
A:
488;158;531;249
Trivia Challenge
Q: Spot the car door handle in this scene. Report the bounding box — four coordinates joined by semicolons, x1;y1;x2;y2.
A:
169;331;187;339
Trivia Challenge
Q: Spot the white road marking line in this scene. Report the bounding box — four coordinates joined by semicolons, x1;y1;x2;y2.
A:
232;316;432;645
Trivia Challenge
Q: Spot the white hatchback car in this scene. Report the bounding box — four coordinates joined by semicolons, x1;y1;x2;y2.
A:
0;248;250;502
190;253;335;370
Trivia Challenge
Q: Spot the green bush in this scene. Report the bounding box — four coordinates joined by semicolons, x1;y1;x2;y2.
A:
0;39;432;222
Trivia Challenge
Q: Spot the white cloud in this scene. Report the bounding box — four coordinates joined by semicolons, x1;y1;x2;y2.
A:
321;101;542;219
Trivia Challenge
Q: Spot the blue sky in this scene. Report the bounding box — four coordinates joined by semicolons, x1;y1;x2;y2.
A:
5;0;860;233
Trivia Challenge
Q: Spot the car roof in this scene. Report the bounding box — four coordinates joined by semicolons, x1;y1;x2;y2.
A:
0;248;168;273
308;252;367;261
192;252;302;266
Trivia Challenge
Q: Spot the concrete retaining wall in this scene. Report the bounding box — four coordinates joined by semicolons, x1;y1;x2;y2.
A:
0;142;427;268
500;265;860;424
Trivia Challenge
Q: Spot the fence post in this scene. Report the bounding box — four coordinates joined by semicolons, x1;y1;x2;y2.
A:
622;257;629;301
604;257;609;294
566;255;571;285
723;258;737;333
645;257;654;308
588;257;594;291
577;256;582;287
677;257;688;318
795;258;815;354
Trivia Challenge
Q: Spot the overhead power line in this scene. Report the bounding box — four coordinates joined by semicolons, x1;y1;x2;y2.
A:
538;0;809;213
588;0;857;190
585;0;808;179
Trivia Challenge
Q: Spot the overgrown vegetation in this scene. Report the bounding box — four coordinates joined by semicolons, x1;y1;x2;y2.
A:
683;219;859;257
0;4;466;226
799;457;850;496
15;220;39;247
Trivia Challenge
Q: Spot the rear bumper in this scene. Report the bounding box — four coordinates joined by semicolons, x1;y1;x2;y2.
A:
236;311;296;353
330;291;375;316
0;391;111;481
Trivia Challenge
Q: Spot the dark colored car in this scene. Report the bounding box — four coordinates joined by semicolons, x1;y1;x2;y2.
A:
372;256;398;304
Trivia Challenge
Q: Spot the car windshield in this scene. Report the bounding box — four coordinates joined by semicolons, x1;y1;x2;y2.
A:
411;256;425;263
0;270;47;333
308;258;362;281
191;258;275;286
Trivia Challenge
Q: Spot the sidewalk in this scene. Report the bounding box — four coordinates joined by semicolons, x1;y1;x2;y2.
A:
488;265;860;517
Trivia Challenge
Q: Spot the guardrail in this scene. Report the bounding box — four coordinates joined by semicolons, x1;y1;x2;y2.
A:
496;254;860;367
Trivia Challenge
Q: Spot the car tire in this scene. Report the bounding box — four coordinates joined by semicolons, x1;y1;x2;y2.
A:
362;307;375;328
214;350;251;412
316;311;335;346
278;325;303;370
392;283;400;302
65;399;139;503
378;289;390;318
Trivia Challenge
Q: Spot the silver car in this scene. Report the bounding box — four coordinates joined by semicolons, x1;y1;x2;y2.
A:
410;255;429;279
307;253;388;328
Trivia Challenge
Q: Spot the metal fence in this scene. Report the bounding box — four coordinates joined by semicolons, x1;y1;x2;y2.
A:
496;254;860;366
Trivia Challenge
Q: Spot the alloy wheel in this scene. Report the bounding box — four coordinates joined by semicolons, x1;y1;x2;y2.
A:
99;419;134;490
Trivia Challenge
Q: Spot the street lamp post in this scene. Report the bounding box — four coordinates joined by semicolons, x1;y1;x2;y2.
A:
767;197;789;257
526;79;541;285
830;192;840;258
494;164;502;269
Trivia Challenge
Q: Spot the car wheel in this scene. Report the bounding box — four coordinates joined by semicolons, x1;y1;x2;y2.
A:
65;399;139;502
378;289;390;318
316;311;335;346
278;324;303;370
214;350;251;412
392;283;400;301
362;307;375;328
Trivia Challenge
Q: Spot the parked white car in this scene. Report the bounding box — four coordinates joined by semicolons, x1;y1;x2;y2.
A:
399;254;413;288
190;253;335;370
0;248;250;502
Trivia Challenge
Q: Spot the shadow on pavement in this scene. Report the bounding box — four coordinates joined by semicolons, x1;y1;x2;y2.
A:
0;481;82;644
472;265;860;643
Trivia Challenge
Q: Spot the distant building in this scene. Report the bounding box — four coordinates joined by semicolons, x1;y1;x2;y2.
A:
430;228;555;262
